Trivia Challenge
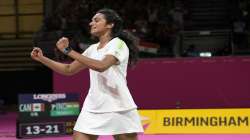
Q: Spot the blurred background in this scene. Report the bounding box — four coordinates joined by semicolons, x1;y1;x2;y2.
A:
0;0;249;110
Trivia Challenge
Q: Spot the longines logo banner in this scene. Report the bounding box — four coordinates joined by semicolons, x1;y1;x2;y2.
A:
33;94;66;102
139;109;250;134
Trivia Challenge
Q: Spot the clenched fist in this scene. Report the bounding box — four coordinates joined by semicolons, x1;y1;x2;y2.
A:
56;37;69;52
30;47;43;62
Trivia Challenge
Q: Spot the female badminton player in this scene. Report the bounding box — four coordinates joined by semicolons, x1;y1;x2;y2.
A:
31;8;143;140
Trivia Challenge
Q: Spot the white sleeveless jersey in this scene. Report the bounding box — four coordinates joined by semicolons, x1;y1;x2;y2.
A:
81;37;137;113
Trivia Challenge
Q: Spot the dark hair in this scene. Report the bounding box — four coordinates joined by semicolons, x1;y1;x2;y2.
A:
97;8;139;67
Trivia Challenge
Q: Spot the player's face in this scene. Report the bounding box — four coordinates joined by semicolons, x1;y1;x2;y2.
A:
89;13;113;37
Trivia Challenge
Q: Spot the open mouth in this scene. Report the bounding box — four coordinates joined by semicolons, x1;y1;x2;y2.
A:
91;27;97;31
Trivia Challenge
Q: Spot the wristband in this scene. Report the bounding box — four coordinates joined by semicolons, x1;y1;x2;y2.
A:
63;47;72;55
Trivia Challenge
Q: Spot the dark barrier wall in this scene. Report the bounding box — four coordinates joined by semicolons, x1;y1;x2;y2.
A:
1;68;52;105
53;56;250;109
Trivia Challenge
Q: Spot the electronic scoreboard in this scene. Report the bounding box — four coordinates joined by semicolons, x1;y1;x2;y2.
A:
16;93;80;138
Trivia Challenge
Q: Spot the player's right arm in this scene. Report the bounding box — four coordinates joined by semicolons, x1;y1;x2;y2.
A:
31;47;86;76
